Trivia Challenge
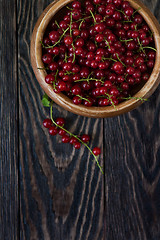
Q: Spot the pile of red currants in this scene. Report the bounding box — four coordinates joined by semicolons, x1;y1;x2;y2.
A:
41;0;156;107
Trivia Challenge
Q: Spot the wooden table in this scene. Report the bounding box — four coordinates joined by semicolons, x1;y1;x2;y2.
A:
0;0;160;239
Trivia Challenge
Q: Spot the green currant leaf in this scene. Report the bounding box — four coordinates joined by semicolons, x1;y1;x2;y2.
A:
42;93;50;107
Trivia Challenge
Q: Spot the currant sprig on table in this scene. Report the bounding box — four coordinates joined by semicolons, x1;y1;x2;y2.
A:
42;94;103;173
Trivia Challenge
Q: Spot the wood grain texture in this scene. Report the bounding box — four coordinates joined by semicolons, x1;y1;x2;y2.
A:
104;1;160;239
0;0;19;240
18;0;104;239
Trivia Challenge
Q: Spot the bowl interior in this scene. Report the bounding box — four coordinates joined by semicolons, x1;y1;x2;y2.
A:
32;0;160;117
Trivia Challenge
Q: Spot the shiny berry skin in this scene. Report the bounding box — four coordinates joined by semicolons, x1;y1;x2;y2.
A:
72;9;81;20
80;30;89;39
58;81;66;91
126;66;135;75
61;135;70;143
58;129;66;136
113;62;123;72
83;97;93;107
95;34;104;42
63;62;72;71
49;31;60;41
72;65;80;73
75;38;84;47
69;136;77;145
71;85;81;95
113;0;122;6
93;147;101;156
147;60;154;68
72;1;81;9
94;23;106;33
109;88;119;97
56;118;65;126
148;51;156;60
49;62;58;71
64;36;73;45
49;126;58;136
91;60;98;69
42;54;52;64
134;14;143;24
72;96;82;105
142;73;150;81
124;7;134;17
43;119;52;128
73;29;80;36
45;74;55;84
74;142;81;149
106;8;114;16
81;134;90;143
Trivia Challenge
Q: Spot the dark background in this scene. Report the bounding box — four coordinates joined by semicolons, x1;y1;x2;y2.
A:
0;0;160;239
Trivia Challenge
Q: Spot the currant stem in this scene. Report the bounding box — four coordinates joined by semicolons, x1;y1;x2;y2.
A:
75;78;104;84
102;57;117;62
53;69;59;90
132;7;141;17
143;46;157;51
79;19;84;30
70;13;73;36
76;95;91;103
116;53;126;67
71;43;76;63
90;10;96;24
105;93;117;110
119;96;148;102
55;20;60;28
120;38;134;42
50;103;103;173
104;38;111;49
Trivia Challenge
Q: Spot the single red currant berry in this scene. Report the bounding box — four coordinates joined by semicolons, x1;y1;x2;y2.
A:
72;9;81;20
73;29;80;36
56;118;65;126
70;136;77;145
64;36;73;45
113;62;123;72
49;126;58;136
49;62;58;71
42;54;52;64
124;7;134;17
71;85;81;95
74;142;81;149
58;81;66;91
49;31;60;41
43;119;52;128
72;1;81;9
81;134;90;143
72;96;82;105
61;135;70;143
93;147;101;156
45;74;55;84
58;129;66;136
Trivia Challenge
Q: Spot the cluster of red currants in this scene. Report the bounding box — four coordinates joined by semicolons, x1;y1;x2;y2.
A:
41;0;156;107
43;118;101;155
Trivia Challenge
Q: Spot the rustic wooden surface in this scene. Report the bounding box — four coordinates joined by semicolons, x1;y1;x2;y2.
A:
0;0;160;239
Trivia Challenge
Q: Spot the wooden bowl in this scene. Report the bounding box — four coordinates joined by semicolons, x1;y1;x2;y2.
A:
31;0;160;118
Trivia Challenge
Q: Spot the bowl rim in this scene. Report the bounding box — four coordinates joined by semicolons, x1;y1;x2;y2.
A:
30;0;160;118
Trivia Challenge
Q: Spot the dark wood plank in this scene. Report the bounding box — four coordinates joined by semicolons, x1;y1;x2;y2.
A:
18;1;104;239
0;0;19;240
104;1;160;239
